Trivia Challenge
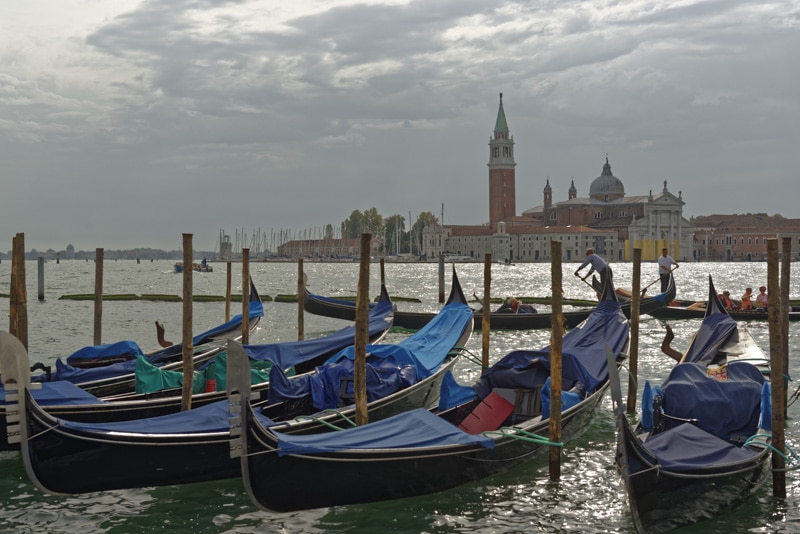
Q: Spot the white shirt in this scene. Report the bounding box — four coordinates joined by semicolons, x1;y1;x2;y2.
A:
658;254;677;275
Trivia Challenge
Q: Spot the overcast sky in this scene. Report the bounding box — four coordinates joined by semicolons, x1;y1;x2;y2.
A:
2;0;799;253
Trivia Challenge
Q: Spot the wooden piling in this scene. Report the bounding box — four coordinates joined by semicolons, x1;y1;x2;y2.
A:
549;240;563;480
93;248;103;346
767;238;786;497
241;248;250;345
37;257;45;302
780;237;791;417
627;248;641;413
297;259;305;341
180;234;194;412
380;257;385;287
9;233;28;350
225;261;232;322
438;254;445;304
482;253;491;369
354;233;372;426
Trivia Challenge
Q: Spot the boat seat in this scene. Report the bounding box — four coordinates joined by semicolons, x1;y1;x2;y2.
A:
338;377;355;407
493;387;543;424
458;391;515;434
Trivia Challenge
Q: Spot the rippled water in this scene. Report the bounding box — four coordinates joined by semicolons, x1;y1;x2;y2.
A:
0;259;798;533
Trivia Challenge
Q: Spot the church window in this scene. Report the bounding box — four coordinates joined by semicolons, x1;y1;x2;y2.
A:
550;212;558;221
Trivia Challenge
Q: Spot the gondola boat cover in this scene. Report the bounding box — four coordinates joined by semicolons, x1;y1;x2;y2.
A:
267;302;473;409
271;407;494;456
54;399;274;434
681;314;737;366
442;298;629;408
654;361;767;441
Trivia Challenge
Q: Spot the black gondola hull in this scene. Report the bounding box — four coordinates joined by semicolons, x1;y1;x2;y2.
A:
244;381;609;512
617;415;770;534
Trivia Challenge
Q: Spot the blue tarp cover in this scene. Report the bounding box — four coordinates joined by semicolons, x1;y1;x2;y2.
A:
642;422;761;471
272;407;494;456
63;296;265;367
267;302;472;408
681;313;737;365
474;299;629;399
0;380;105;407
59;399;275;434
244;295;393;369
661;361;766;440
65;341;144;363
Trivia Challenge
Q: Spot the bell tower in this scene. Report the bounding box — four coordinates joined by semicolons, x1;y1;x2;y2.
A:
488;93;516;225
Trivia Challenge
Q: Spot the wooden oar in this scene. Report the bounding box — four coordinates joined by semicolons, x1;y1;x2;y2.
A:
641;265;678;296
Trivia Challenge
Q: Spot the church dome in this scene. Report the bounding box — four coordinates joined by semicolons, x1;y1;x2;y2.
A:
589;158;624;200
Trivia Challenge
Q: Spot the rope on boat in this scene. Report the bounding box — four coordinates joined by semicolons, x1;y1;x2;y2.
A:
454;347;485;367
787;378;800;408
293;409;357;430
483;427;562;447
745;434;800;471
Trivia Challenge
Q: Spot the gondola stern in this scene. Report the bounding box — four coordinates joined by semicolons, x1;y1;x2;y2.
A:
0;332;67;496
705;275;729;318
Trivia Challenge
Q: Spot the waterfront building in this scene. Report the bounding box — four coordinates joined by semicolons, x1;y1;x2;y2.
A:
692;214;800;261
422;94;694;262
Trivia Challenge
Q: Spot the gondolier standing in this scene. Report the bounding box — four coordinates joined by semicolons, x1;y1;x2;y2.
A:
574;248;611;289
658;248;679;292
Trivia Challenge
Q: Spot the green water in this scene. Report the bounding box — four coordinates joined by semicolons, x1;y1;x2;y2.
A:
0;260;798;533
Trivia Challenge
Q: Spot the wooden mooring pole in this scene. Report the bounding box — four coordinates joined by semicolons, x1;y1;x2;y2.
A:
297;259;305;341
180;234;194;412
225;261;232;322
354;233;372;426
241;248;250;345
780;237;790;417
93;248;103;346
627;248;641;413
767;238;786;497
438;254;445;304
9;233;28;350
482;253;491;369
37;256;45;302
549;240;563;480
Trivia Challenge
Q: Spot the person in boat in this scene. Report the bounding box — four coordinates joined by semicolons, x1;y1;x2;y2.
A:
718;290;737;310
740;287;754;311
201;257;208;268
495;297;536;314
657;248;679;292
755;286;768;310
574;248;611;289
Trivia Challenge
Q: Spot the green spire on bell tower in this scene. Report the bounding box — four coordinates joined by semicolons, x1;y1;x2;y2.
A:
494;93;509;135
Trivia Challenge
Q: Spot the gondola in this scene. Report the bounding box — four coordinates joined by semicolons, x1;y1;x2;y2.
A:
647;300;800;321
0;286;394;453
303;272;674;330
609;276;773;533
659;275;770;374
30;277;266;398
3;273;472;494
605;276;800;321
234;274;630;512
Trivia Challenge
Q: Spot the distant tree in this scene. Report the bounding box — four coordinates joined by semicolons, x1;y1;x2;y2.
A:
410;211;438;256
384;214;407;255
341;208;384;239
341;210;365;238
